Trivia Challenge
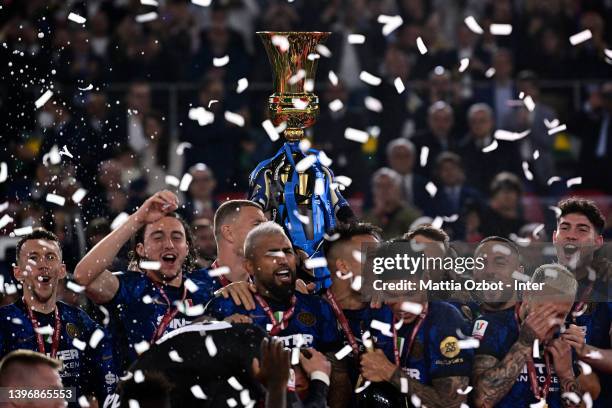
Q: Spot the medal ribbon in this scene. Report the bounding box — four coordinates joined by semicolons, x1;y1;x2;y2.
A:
392;305;428;366
254;294;297;336
24;299;61;358
150;282;189;342
325;291;360;361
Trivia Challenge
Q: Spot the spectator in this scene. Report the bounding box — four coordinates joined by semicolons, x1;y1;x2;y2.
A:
479;172;527;239
192;217;216;269
473;48;516;125
363;167;421;239
385;138;431;213
180;163;219;223
140;113;174;195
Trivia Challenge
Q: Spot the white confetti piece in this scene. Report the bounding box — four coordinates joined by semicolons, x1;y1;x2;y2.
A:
165;175;180;187
110;212;129;230
78;84;93;91
377;15;403;36
352;250;362;263
134;370;145;384
419;146;429;167
494;129;530;141
228;377;243;391
394;77;405;94
0;162;7;183
262;120;280;142
432;216;444;229
335;345;353;360
464;16;484;34
205;336;217;356
370;320;392;337
411;394;422;407
364;96;383;112
289;69;305;85
344;128;369;143
485;67;496;78
325;233;340;241
295;155;317;172
569;30;592;46
35;90;53;109
72;338;86;351
68;12;86;24
78;395;90;407
547;124;567;135
293;210;310;225
329;99;344;112
577;360;592;375
11;226;33;237
213;55;229;67
512;270;531;282
318;151;332;167
291;347;300;365
400;302;423;315
458;58;470;73
227;398;237;407
207;100;218;109
46;193;66;206
235;78;249;94
141;0;159;6
400;377;409;394
134;340;150;354
443;214;459;223
271;35;289;52
547;176;561;186
11;318;22;325
208;266;230;277
305;258;327;269
305;77;314;91
191;384;207;399
562;392;581;405
135;12;158;23
585;350;603;360
359;71;382;86
128;400;140;408
169;350;183;362
139;261;161;271
457;338;479;349
348;34;365;44
524;95;535;112
522;161;534;181
328;70;338;86
184;278;199;293
176;142;192;155
71;188;87;204
457;386;473;395
224;111;245;127
566;177;582;188
533;339;540;358
583;393;593;408
188;107;214;126
98;305;110;326
336;271;353;280
544;118;560;128
88;329;104;349
354;380;371;393
482;139;499;153
605;49;612;59
425;182;437;197
533;149;540;160
490;24;513;35
335;175;352;187
179;173;193;192
416;37;427;54
351;275;362;291
316;44;331;57
66;281;85;293
0;202;7;212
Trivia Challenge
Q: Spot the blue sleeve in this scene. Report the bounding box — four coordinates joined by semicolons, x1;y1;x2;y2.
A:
208;297;239;320
104;272;136;311
186;268;219;304
428;305;473;379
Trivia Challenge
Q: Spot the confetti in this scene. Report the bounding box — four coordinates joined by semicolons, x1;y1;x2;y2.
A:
377;15;403;36
482;139;499;153
411;394;422;407
236;78;248;94
494;129;530;141
443;214;459;223
400;377;409;394
318;151;332;167
328;70;338;86
351;276;362;291
316;44;331;57
179;173;193;192
295;155;317;172
305;77;315;91
191;385;207;399
605;49;612;59
544;118;560;128
562;392;581;405
364;96;383;112
78;84;93;91
289;69;305;85
329;99;344;112
293;210;310;225
72;338;86;351
583;393;593;408
569;30;592;46
416;37;427;54
458;58;470;73
262;120;280;142
271;35;289;52
169;350;183;362
35;90;53;109
213;55;229;67
344;128;369;143
227;398;237;407
547;124;567;135
98;305;110;326
129;400;140;408
0;202;7;212
186;0;216;6
183;278;199;293
546;176;561;186
457;386;473;395
110;212;129;230
11;226;33;237
485;67;496;78
432;216;444;229
165;175;180;187
207;100;218;109
188;107;214;126
577;360;592;375
305;258;327;269
291;347;300;365
0;214;12;229
176;142;192;155
419;146;429;167
490;24;513;35
585;350;603;360
228;377;243;391
208;266;230;277
533;339;540;358
370;320;392;337
524;95;535;112
522;161;534;181
78;395;90;407
66;281;85;293
224;111;245;127
135;12;158;23
394;77;405;94
425;182;437;197
205;336;217;356
71;188;87;204
457;338;480;349
307;53;320;61
141;0;159;5
0;163;7;183
68;13;86;24
348;34;365;44
400;302;423;315
359;71;382;86
464;16;484;34
89;329;105;349
46;193;66;206
512;270;531;282
335;344;353;360
336;271;353;280
335;175;352;187
566;177;582;188
354;381;371;393
533;149;540;160
134;340;150;354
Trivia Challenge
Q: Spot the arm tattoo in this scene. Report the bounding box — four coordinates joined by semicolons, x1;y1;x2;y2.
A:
389;368;469;408
560;376;582;408
472;342;531;408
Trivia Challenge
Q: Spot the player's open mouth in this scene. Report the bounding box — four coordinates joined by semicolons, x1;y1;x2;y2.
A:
274;269;292;283
563;244;579;256
37;276;52;284
161;253;177;266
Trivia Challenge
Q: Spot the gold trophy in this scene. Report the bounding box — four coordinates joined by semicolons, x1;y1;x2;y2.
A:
249;32;354;291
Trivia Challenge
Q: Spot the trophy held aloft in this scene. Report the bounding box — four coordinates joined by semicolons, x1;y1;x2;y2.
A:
249;32;355;291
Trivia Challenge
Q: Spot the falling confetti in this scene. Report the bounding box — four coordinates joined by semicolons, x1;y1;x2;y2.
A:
78;395;90;407
533;339;540;358
329;99;344;112
213;55;230;67
464;16;484;34
271;35;289;52
400;377;408;394
354;381;371;393
236;78;249;94
490;24;513;35
457;338;480;349
262;120;280;142
523;95;535;112
348;34;366;44
293;210;310;225
134;341;150;354
457;386;473;395
494;129;530;141
176;142;192;155
482;139;499;153
394;77;405;94
141;0;159;5
351;275;362;291
377;15;403;36
191;385;207;399
328;70;339;86
359;71;382;86
419;146;429;167
208;266;230;278
364;96;383;112
224;111;245;127
335;175;352;187
305;258;327;269
522;161;534;181
71;188;87;204
547;124;567;135
316;44;332;57
78;84;93;91
188;107;215;126
66;281;85;293
169;350;183;362
68;12;86;24
179;173;193;192
295;155;316;172
11;226;34;237
566;177;582;188
0;163;7;183
485;67;496;78
458;58;470;73
569;30;592;46
335;345;353;360
34;90;53;109
89;329;105;349
400;302;423;314
344;128;369;143
416;37;428;54
46;193;66;207
135;12;158;23
425;182;437;197
205;336;217;356
111;212;129;230
72;338;86;351
165;175;180;187
533;149;540;160
370;320;392;337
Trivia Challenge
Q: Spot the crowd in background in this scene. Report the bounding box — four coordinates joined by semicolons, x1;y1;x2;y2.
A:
1;0;612;275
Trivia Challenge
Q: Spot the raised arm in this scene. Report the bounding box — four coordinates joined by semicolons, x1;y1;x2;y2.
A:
74;190;179;303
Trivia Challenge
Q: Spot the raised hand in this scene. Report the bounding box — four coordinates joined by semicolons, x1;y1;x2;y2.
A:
134;190;179;225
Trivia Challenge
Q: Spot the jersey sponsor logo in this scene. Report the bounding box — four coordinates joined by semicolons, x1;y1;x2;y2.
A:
155;315;192;330
66;322;81;339
296;311;316;327
439;336;460;359
472;319;488;339
401;367;421;380
105;372;118;385
55;349;79;361
276;334;314;347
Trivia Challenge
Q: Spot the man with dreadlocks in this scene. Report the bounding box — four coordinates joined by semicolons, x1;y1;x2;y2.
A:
74;190;213;371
